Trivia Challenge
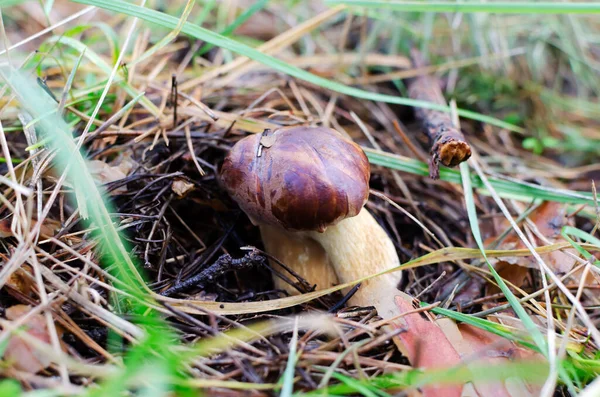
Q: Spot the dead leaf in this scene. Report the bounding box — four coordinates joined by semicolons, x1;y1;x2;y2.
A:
393;295;463;397
481;202;594;295
171;178;195;198
453;277;485;308
452;323;545;397
234;11;280;40
487;261;531;295
3;305;60;373
488;202;570;261
0;218;12;238
0;218;59;239
88;160;126;186
88;154;135;194
480;306;584;354
6;265;35;298
436;318;545;397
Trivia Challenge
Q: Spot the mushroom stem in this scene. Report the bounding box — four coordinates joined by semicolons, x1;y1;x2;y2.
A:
304;209;401;312
259;225;339;294
260;210;401;312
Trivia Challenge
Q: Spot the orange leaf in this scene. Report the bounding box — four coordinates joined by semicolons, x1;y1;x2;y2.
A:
3;305;56;374
393;295;463;397
441;321;545;397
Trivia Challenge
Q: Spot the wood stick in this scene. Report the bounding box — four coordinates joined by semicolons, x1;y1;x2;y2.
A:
407;49;472;179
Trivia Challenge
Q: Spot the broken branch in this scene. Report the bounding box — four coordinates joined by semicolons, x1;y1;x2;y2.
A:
407;49;472;179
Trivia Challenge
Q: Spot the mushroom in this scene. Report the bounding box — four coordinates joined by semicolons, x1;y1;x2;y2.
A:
219;126;401;313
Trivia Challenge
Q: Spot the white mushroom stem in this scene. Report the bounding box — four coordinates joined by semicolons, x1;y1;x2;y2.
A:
261;209;402;313
305;209;402;313
259;225;339;293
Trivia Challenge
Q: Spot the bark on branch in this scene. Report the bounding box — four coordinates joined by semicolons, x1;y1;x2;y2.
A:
407;50;472;179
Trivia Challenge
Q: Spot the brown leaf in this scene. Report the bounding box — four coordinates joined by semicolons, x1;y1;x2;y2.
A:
495;202;574;272
393;295;463;397
453;277;485;307
487;261;531;295
454;323;544;397
0;218;12;238
0;218;59;239
88;154;134;194
6;265;35;298
171;178;195;198
3;305;59;373
88;160;127;187
482;202;588;294
234;11;280;40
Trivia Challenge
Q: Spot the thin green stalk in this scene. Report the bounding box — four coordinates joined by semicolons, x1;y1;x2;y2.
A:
326;1;600;14
71;0;524;133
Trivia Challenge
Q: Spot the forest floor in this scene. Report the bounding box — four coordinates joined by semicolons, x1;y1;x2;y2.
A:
0;1;599;396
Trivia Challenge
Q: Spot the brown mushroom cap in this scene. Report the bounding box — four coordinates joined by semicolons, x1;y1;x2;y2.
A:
220;126;370;232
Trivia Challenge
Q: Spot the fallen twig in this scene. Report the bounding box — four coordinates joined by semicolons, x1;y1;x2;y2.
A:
161;250;266;296
407;49;472;179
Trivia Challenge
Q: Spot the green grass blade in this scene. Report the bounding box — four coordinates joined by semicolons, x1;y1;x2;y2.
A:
0;380;21;397
560;226;600;267
2;65;188;397
365;148;594;205
305;361;549;396
429;306;540;352
197;0;270;56
71;0;523;133
132;0;196;66
44;0;55;18
0;0;26;6
1;67;149;299
325;1;600;14
329;373;384;397
279;316;299;397
459;161;548;355
57;47;86;114
43;35;160;117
